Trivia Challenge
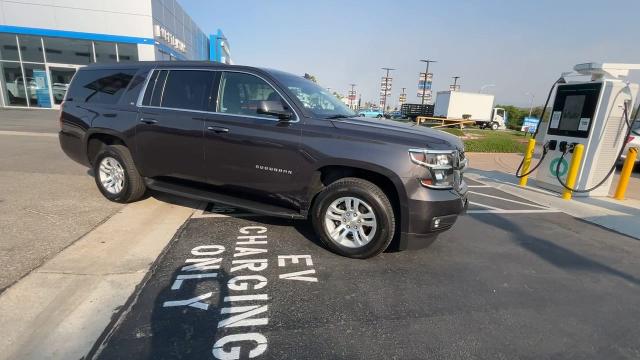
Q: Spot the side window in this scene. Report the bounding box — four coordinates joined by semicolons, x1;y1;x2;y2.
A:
218;72;287;119
141;70;160;106
67;69;136;104
160;70;214;111
120;69;150;106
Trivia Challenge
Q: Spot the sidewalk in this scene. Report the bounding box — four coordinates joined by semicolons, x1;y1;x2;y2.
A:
466;152;640;240
0;195;196;360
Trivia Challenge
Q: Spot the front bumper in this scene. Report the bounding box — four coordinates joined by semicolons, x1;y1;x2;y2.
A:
397;178;468;250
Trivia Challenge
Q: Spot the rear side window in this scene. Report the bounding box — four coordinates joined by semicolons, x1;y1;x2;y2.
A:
161;70;214;111
120;69;150;106
67;69;136;105
141;69;214;111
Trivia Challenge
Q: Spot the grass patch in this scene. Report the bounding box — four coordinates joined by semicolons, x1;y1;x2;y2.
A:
438;128;465;136
464;137;527;153
437;127;529;153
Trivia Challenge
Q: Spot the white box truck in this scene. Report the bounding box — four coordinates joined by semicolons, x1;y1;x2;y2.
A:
434;91;506;130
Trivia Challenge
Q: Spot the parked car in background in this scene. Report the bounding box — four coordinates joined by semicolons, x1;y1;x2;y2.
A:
621;120;640;163
5;77;36;100
52;83;69;102
358;108;384;118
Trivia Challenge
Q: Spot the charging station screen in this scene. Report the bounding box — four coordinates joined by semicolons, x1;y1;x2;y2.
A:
559;95;586;131
548;82;602;138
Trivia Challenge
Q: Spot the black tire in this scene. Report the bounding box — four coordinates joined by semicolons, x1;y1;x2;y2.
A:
311;177;395;259
376;114;383;118
491;122;499;130
93;144;146;203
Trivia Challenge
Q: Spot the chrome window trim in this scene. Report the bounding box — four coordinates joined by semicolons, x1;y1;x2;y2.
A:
135;67;300;123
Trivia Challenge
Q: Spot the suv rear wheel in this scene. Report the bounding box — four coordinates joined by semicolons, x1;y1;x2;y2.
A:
311;177;395;258
93;144;146;203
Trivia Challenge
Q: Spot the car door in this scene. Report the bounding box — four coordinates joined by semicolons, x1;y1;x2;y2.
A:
135;68;215;181
202;70;307;210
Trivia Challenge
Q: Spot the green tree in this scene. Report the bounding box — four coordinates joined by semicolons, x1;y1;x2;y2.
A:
332;91;344;100
303;73;317;83
496;104;529;130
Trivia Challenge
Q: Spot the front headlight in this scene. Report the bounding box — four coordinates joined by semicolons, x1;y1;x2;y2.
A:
409;149;462;189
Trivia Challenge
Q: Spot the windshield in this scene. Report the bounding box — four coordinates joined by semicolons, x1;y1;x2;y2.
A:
272;72;356;119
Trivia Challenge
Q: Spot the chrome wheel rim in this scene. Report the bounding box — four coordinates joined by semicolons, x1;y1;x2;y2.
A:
98;157;125;194
324;196;377;248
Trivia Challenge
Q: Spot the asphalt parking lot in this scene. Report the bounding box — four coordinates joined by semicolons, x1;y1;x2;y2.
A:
92;178;640;360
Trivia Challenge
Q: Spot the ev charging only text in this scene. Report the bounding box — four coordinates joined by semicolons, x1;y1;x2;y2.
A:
162;225;318;360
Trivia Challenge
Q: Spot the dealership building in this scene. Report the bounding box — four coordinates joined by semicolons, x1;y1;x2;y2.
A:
0;0;231;109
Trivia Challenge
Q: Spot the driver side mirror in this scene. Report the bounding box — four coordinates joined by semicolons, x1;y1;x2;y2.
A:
256;100;293;121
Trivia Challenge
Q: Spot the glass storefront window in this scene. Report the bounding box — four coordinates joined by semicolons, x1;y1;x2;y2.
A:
0;34;19;61
1;61;27;106
49;67;77;105
18;35;44;63
117;43;139;62
0;32;143;108
94;41;117;63
22;63;51;108
44;37;92;64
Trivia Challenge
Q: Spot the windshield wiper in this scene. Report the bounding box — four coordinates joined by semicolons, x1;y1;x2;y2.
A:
325;114;353;119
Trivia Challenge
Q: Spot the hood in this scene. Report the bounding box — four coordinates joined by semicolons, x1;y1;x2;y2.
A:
331;117;464;151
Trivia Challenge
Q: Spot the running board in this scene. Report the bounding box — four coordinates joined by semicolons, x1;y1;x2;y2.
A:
145;178;306;219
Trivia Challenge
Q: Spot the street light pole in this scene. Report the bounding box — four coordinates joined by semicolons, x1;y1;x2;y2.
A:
420;59;436;105
526;92;535;117
381;67;394;114
479;84;495;93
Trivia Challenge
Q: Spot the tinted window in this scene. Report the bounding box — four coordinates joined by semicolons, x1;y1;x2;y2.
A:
160;70;214;111
218;72;286;119
145;70;169;106
120;69;149;106
141;70;160;106
67;69;136;104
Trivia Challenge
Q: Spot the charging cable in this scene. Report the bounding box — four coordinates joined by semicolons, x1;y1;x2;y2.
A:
515;77;563;178
555;102;638;193
515;142;550;178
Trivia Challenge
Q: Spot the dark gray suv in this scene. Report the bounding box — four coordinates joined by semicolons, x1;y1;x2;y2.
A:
59;62;468;258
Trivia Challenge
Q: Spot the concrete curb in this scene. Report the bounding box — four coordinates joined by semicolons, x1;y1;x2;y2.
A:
0;196;196;360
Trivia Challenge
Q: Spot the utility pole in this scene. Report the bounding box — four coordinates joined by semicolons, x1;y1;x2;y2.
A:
348;83;356;109
451;76;461;91
399;87;407;107
381;67;394;113
420;59;436;105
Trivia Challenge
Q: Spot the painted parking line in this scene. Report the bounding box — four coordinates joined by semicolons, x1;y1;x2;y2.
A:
467;208;561;214
0;130;58;137
468;191;552;210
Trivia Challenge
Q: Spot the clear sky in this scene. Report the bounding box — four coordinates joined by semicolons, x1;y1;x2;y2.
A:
180;0;640;107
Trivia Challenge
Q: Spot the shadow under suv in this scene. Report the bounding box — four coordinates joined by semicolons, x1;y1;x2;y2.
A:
59;62;468;258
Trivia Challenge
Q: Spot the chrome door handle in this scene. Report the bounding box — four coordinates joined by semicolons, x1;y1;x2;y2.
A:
207;126;229;133
140;118;157;124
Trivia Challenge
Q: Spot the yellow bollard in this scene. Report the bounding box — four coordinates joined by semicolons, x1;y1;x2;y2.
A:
519;139;536;187
562;144;585;200
614;147;638;200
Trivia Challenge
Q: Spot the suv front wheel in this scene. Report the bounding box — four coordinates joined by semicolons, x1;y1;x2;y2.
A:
93;144;146;203
311;177;395;258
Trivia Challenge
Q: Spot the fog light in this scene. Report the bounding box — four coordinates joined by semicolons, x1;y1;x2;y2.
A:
433;219;441;228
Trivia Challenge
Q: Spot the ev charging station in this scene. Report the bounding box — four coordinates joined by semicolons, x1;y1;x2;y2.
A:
534;63;640;197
